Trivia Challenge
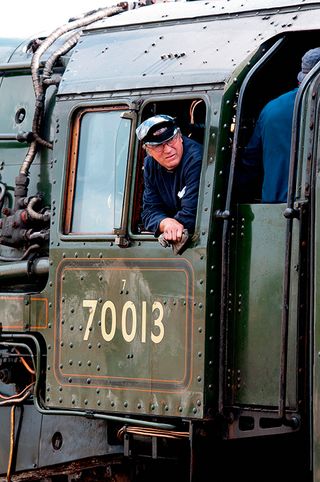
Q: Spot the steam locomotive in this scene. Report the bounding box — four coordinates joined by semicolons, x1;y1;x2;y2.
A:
0;1;319;480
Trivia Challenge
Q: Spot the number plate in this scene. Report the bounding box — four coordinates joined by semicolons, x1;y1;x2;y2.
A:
54;257;194;393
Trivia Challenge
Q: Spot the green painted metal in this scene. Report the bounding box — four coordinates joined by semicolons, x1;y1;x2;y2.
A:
45;253;205;418
228;203;299;407
0;37;24;64
314;171;320;482
0;0;320;479
60;1;320;95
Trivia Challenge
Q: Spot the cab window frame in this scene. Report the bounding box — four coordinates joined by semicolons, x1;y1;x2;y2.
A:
64;104;132;237
128;94;208;239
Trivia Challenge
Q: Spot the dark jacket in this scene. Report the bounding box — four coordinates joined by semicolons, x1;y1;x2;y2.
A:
236;88;298;203
142;136;203;234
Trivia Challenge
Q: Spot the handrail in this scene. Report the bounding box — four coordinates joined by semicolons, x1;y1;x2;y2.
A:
279;58;320;420
217;37;285;413
0;132;31;143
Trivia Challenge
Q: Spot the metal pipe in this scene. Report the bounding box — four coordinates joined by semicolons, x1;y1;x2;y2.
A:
42;31;81;80
0;133;30;142
21;4;125;177
26;196;50;222
0;62;33;72
20;141;37;176
0;257;49;279
2;333;176;431
31;5;125;98
0;134;20;141
31;257;50;275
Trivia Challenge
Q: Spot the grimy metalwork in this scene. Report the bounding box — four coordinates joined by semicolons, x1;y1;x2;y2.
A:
0;0;319;480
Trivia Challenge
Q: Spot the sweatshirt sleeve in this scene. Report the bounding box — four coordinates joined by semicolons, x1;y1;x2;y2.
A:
174;142;203;232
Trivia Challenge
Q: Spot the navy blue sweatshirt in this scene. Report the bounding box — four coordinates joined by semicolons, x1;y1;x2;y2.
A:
142;136;203;234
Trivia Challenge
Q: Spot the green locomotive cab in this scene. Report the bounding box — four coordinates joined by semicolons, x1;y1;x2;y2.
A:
0;1;320;480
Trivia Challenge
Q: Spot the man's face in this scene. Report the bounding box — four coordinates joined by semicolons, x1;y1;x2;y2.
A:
145;132;183;170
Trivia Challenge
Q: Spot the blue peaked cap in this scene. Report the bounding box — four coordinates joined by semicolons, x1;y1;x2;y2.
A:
136;115;177;144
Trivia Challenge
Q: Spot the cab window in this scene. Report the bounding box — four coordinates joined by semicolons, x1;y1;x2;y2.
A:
131;98;206;235
65;107;131;234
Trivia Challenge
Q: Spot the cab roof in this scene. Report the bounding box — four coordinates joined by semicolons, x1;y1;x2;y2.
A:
87;0;320;30
57;0;320;95
0;38;26;64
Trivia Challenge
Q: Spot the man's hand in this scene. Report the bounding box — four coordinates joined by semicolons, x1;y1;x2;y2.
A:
159;218;184;242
